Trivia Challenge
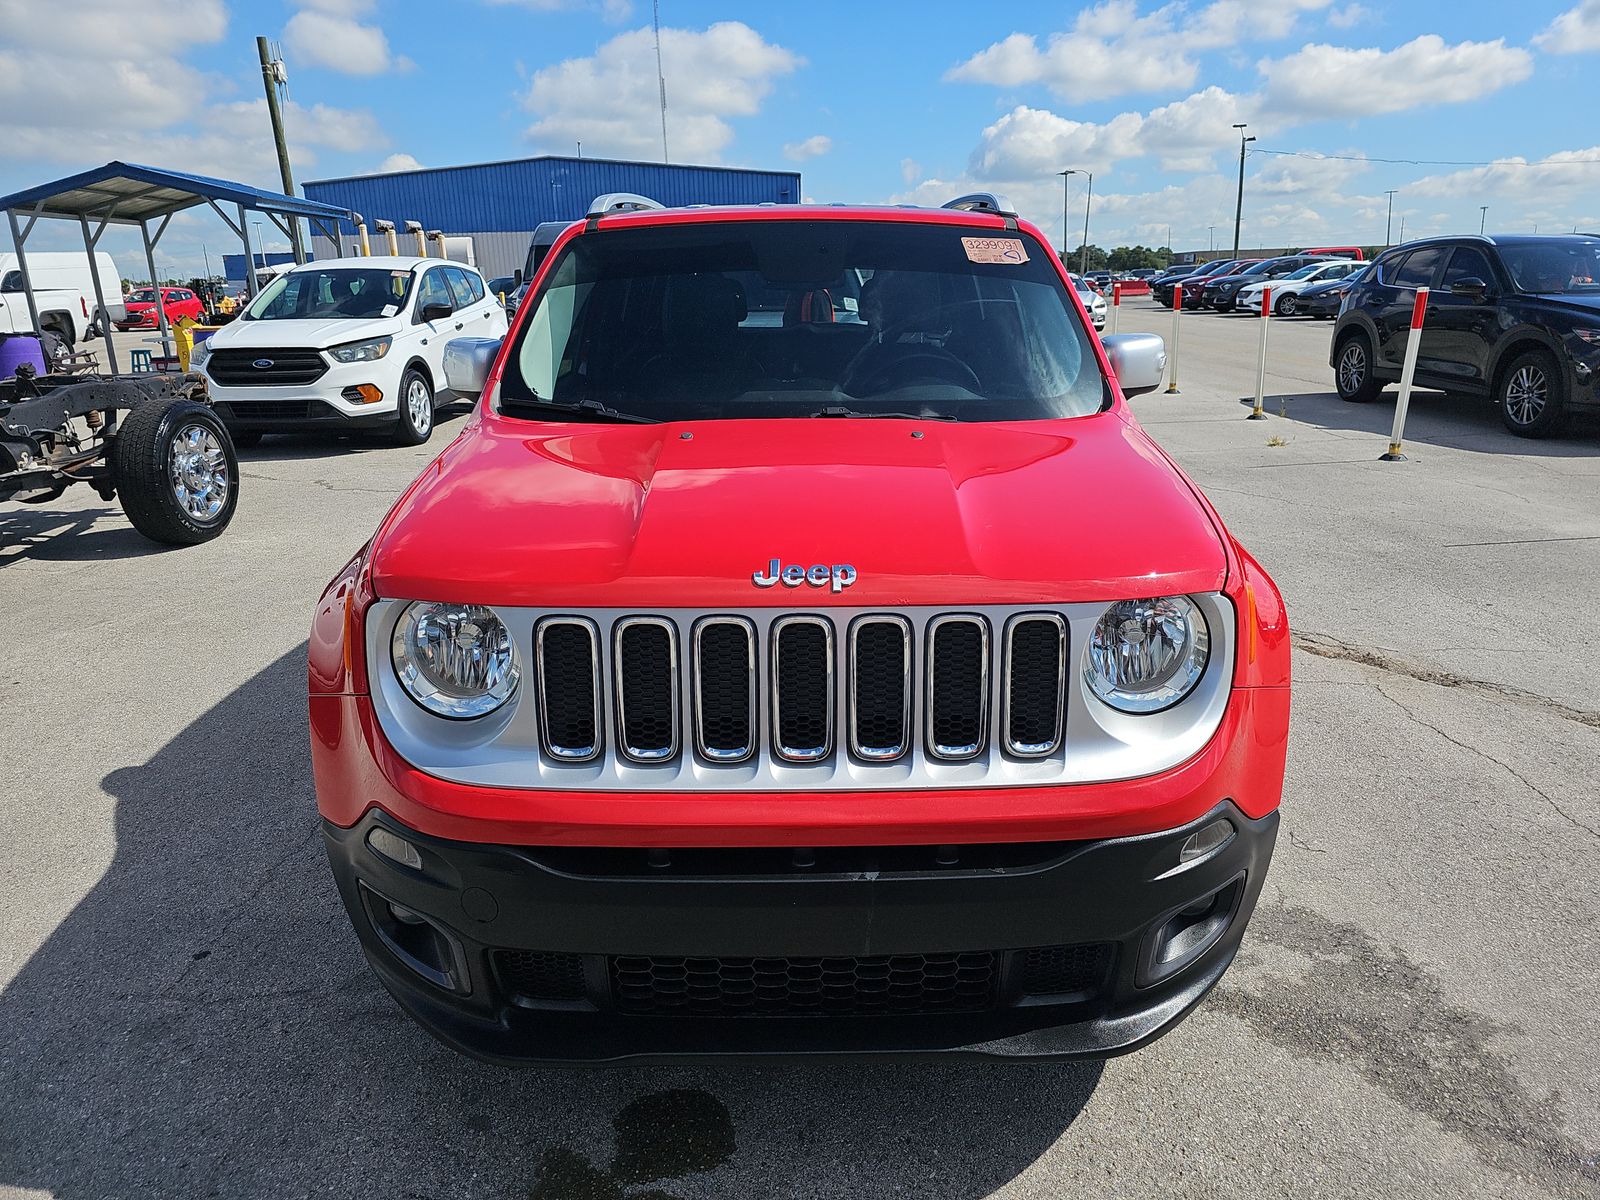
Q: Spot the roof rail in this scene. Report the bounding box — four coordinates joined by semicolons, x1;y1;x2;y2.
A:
586;192;665;218
942;192;1018;218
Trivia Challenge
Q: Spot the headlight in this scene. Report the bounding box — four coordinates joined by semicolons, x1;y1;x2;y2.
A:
391;601;520;719
1085;596;1210;714
327;335;393;364
188;340;211;368
1573;328;1600;346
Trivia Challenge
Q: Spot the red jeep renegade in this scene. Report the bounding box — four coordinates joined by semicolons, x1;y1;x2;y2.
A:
309;192;1289;1064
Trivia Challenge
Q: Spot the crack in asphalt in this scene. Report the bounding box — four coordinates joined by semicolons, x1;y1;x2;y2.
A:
1214;903;1600;1197
1372;683;1600;842
1293;632;1600;732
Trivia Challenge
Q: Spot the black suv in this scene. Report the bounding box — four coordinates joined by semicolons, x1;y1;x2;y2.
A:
1203;254;1335;312
1332;235;1600;437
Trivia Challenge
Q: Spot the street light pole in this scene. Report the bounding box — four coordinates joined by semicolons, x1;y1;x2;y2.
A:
1231;123;1255;260
1208;225;1215;252
1384;189;1398;247
1480;206;1488;234
1079;172;1093;276
1058;170;1074;260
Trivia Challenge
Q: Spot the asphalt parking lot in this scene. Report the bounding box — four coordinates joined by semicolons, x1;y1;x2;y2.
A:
2;302;1597;1199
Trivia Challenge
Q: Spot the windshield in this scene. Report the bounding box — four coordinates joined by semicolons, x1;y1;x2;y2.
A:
241;267;414;321
127;289;157;303
1500;240;1600;294
501;220;1104;423
1284;263;1327;281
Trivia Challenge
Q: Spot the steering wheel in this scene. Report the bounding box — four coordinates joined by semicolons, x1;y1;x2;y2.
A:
842;299;992;396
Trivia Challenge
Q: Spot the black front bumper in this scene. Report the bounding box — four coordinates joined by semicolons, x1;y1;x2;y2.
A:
323;803;1278;1065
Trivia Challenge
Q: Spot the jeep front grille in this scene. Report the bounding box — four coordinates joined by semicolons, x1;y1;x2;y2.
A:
365;597;1236;792
532;610;1058;773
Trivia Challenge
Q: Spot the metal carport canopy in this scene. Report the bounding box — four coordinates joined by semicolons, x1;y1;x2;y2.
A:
0;161;362;374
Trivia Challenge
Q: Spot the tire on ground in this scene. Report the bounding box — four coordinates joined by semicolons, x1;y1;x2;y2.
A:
1334;331;1382;403
1496;348;1567;438
111;398;239;545
393;366;435;445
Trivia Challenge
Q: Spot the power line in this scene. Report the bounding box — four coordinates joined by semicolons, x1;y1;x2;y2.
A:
1250;146;1600;169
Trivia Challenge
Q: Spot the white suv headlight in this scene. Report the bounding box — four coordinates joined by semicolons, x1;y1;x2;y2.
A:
1085;596;1210;714
391;601;520;719
327;335;393;364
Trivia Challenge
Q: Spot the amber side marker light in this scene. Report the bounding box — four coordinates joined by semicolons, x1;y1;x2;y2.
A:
341;384;384;405
1179;817;1235;863
367;826;423;870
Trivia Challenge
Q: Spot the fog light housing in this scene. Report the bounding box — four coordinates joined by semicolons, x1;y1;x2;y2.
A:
359;882;465;993
1138;874;1245;987
342;384;383;404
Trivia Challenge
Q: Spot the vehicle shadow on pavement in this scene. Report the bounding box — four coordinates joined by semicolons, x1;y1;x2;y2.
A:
0;505;174;563
1261;388;1600;458
0;647;1102;1200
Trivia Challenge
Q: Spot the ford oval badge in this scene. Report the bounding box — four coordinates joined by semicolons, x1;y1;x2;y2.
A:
252;358;274;369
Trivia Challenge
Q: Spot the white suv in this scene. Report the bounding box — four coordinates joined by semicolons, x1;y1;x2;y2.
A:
192;256;507;446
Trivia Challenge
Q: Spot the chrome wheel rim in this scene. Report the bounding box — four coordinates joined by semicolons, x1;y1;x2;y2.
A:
1280;294;1297;315
1338;342;1366;393
1504;364;1547;425
407;378;432;432
169;424;229;523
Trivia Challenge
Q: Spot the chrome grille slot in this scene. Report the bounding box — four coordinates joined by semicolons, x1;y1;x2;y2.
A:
694;617;757;762
850;616;911;761
614;617;678;762
926;615;989;760
1003;614;1067;758
771;616;834;761
536;617;602;761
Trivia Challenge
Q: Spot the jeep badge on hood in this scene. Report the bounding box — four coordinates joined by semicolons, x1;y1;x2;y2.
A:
752;559;858;592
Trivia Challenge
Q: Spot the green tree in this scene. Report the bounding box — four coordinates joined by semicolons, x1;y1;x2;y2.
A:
1062;243;1109;271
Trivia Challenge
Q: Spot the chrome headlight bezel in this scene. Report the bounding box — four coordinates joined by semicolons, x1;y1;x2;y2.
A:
1085;595;1211;715
326;335;393;364
390;600;521;720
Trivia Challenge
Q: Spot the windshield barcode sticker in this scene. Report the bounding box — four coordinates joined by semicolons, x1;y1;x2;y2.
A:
961;237;1028;265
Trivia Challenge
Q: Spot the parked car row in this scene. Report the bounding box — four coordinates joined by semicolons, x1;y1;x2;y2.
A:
1149;253;1365;316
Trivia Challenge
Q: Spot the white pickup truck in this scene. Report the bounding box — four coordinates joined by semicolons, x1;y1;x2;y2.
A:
0;251;125;349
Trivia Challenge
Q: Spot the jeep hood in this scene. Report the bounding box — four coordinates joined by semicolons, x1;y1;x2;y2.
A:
370;415;1229;608
210;317;404;349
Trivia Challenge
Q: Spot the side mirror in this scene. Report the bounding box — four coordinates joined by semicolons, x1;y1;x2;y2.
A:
420;301;454;322
513;269;524;286
1102;332;1167;398
1450;276;1490;302
443;336;502;397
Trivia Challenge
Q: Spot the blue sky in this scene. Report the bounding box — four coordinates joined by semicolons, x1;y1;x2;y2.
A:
4;0;1599;274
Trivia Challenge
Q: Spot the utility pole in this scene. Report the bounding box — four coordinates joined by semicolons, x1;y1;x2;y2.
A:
1058;169;1073;259
1384;189;1398;247
1208;225;1215;252
256;36;304;262
653;0;669;162
1479;206;1488;234
1231;123;1255;260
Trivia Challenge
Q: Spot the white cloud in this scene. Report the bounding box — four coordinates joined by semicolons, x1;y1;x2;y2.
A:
947;0;1332;100
378;153;424;173
1325;3;1374;29
783;135;832;162
1535;1;1600;52
900;158;921;185
522;21;801;162
1259;35;1533;117
1406;147;1600;201
967;88;1264;181
285;1;412;75
208;99;388;155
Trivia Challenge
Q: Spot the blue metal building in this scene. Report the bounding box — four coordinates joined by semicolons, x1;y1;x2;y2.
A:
303;155;801;279
222;251;296;284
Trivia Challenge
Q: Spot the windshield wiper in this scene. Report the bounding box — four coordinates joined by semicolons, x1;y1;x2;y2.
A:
499;396;659;424
808;405;956;421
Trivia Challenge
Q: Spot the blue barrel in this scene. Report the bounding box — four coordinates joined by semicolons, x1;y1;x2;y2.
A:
0;333;47;379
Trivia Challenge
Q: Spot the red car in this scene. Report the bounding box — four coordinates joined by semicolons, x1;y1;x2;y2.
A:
309;192;1290;1064
114;285;204;331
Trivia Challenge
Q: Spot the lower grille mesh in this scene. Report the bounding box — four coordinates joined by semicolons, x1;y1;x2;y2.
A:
495;949;586;1002
609;951;998;1016
1017;943;1112;996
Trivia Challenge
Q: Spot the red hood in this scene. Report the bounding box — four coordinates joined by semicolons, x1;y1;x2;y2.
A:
370;413;1227;608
